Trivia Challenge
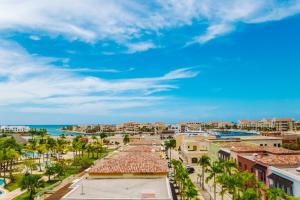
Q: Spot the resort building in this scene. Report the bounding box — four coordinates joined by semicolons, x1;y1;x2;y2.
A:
179;137;209;164
237;118;296;132
239;136;282;147
0;125;30;133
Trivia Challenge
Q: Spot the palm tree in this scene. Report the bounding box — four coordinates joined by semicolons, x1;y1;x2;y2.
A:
6;148;20;182
206;161;223;200
164;139;176;161
185;179;198;200
266;188;289;200
20;173;44;200
36;145;47;171
45;165;56;181
123;134;130;145
217;174;228;200
198;155;211;189
99;132;108;144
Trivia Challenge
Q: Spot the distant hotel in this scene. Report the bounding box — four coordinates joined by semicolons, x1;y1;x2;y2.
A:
238;118;297;132
0;125;30;133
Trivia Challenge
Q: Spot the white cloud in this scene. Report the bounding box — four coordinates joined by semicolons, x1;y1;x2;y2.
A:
192;24;234;44
29;35;40;41
126;41;156;54
0;0;299;48
0;40;198;114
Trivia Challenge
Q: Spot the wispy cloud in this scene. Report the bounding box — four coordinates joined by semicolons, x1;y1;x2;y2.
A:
62;67;135;73
126;41;156;54
1;0;299;49
0;40;198;114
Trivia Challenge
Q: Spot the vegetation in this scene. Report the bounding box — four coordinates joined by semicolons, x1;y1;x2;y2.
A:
197;155;296;200
171;159;198;200
20;173;45;200
164;138;176;161
0;130;109;200
123;134;130;144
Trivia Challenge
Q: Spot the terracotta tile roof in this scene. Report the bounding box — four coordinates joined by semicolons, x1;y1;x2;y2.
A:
219;142;300;155
123;145;161;152
274;118;293;122
256;154;300;167
264;147;300;155
219;142;261;153
89;152;168;175
129;139;162;145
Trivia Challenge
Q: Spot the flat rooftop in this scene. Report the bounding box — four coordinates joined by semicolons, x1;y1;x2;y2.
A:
62;178;172;200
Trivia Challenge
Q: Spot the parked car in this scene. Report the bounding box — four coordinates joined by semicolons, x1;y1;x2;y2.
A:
186;166;195;174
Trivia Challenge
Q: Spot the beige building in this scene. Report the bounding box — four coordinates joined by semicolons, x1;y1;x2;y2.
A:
178;136;210;165
238;118;296;132
239;136;283;147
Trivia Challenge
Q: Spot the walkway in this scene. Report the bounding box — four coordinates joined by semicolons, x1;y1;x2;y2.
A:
0;188;26;200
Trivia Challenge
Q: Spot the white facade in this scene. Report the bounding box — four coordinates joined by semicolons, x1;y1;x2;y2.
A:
268;166;300;196
0;126;30;133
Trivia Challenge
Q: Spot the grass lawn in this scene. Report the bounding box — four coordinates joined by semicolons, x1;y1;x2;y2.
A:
13;192;29;200
4;174;23;191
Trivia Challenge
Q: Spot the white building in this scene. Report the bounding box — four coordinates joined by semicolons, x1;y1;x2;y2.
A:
0;126;30;133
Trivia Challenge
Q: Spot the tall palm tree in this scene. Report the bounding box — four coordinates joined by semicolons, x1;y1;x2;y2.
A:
185;179;198;200
37;145;47;171
198;155;211;189
123;134;130;145
206;161;223;200
164;139;176;161
20;174;44;200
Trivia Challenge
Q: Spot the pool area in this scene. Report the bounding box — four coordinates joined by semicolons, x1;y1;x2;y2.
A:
24;152;39;158
211;131;256;139
0;178;4;186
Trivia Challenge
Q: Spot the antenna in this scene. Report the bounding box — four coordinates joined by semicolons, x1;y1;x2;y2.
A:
81;182;85;195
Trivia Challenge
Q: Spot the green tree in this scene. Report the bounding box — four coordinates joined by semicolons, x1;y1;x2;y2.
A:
123;134;130;145
266;188;289;200
206;161;223;200
198;155;211;189
164;139;176;161
20;174;45;200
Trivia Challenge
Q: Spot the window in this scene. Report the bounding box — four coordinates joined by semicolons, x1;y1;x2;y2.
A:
278;143;281;147
260;144;263;146
274;144;277;147
191;158;198;163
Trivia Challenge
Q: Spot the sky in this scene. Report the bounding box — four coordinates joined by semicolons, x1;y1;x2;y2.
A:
0;0;300;124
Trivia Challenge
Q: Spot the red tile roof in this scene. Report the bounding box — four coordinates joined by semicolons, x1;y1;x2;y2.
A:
129;139;162;145
256;154;300;167
89;152;168;175
123;145;161;152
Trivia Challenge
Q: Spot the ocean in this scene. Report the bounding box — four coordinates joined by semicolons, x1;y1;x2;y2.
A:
28;125;79;136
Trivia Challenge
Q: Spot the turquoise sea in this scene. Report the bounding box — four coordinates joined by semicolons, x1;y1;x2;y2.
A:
27;125;79;136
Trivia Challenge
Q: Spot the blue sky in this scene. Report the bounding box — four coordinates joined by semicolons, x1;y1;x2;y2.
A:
0;0;300;124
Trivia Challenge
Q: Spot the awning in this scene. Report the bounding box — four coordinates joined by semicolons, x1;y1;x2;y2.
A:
268;173;293;187
218;150;230;157
252;164;267;171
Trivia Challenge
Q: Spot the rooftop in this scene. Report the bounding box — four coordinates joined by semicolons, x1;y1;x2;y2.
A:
256;154;300;167
62;177;172;200
122;145;162;152
219;142;300;155
89;151;168;176
129;139;162;145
